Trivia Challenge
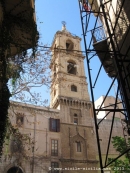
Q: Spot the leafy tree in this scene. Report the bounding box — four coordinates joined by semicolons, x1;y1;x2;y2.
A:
108;136;130;173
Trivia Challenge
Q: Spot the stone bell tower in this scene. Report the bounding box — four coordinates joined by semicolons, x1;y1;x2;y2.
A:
50;22;93;124
50;23;98;172
50;23;90;105
50;23;93;125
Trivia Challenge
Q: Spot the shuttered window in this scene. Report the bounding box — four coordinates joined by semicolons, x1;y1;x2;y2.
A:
50;118;60;132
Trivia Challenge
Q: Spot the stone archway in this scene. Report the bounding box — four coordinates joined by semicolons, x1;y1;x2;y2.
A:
7;166;23;173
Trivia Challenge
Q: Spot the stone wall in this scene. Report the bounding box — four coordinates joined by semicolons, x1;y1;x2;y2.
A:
60;123;98;173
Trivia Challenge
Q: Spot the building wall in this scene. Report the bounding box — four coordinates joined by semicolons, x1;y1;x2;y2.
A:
0;102;126;173
60;123;98;173
97;119;123;155
96;119;125;173
94;96;105;119
0;102;61;173
95;96;124;120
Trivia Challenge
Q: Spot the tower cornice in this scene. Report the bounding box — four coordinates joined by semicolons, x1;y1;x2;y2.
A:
51;96;91;109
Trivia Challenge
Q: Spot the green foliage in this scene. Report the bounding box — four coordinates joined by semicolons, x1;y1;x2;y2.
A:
108;157;130;173
108;136;130;173
0;0;39;157
112;136;130;157
4;119;31;160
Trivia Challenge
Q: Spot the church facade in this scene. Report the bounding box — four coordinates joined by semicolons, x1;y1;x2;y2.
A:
0;26;98;173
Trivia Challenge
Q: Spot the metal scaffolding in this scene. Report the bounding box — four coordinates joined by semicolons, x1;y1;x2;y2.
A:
78;0;130;172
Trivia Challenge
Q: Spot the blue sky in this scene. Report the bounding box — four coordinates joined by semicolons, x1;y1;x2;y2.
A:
35;1;83;45
35;0;115;105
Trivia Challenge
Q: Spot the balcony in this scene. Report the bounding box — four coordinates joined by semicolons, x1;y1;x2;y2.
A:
92;26;117;77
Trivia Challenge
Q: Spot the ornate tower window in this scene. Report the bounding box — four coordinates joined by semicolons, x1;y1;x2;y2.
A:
66;39;73;51
71;85;77;92
67;61;76;75
70;109;81;125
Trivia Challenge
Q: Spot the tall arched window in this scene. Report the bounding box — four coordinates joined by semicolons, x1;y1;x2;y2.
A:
71;85;77;92
67;61;76;75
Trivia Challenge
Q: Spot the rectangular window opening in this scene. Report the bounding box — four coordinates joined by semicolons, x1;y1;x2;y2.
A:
51;140;58;156
50;118;60;132
66;43;70;49
74;118;78;125
51;162;59;173
77;142;81;152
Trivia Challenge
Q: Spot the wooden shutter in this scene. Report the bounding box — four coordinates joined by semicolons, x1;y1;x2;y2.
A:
50;118;53;131
56;119;60;132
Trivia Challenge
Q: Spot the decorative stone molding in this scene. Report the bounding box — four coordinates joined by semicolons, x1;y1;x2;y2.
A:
52;96;91;109
60;158;98;163
70;132;87;160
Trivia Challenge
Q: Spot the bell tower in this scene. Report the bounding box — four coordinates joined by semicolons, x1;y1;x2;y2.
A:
50;24;98;169
50;23;90;110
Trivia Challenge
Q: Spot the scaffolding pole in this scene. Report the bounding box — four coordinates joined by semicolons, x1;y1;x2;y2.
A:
78;0;130;172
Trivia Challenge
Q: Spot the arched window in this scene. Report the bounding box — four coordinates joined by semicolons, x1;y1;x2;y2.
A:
71;85;77;92
67;61;76;75
66;40;73;51
7;167;23;173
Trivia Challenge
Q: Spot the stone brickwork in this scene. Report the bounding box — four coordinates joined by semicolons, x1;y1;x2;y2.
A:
60;122;98;173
